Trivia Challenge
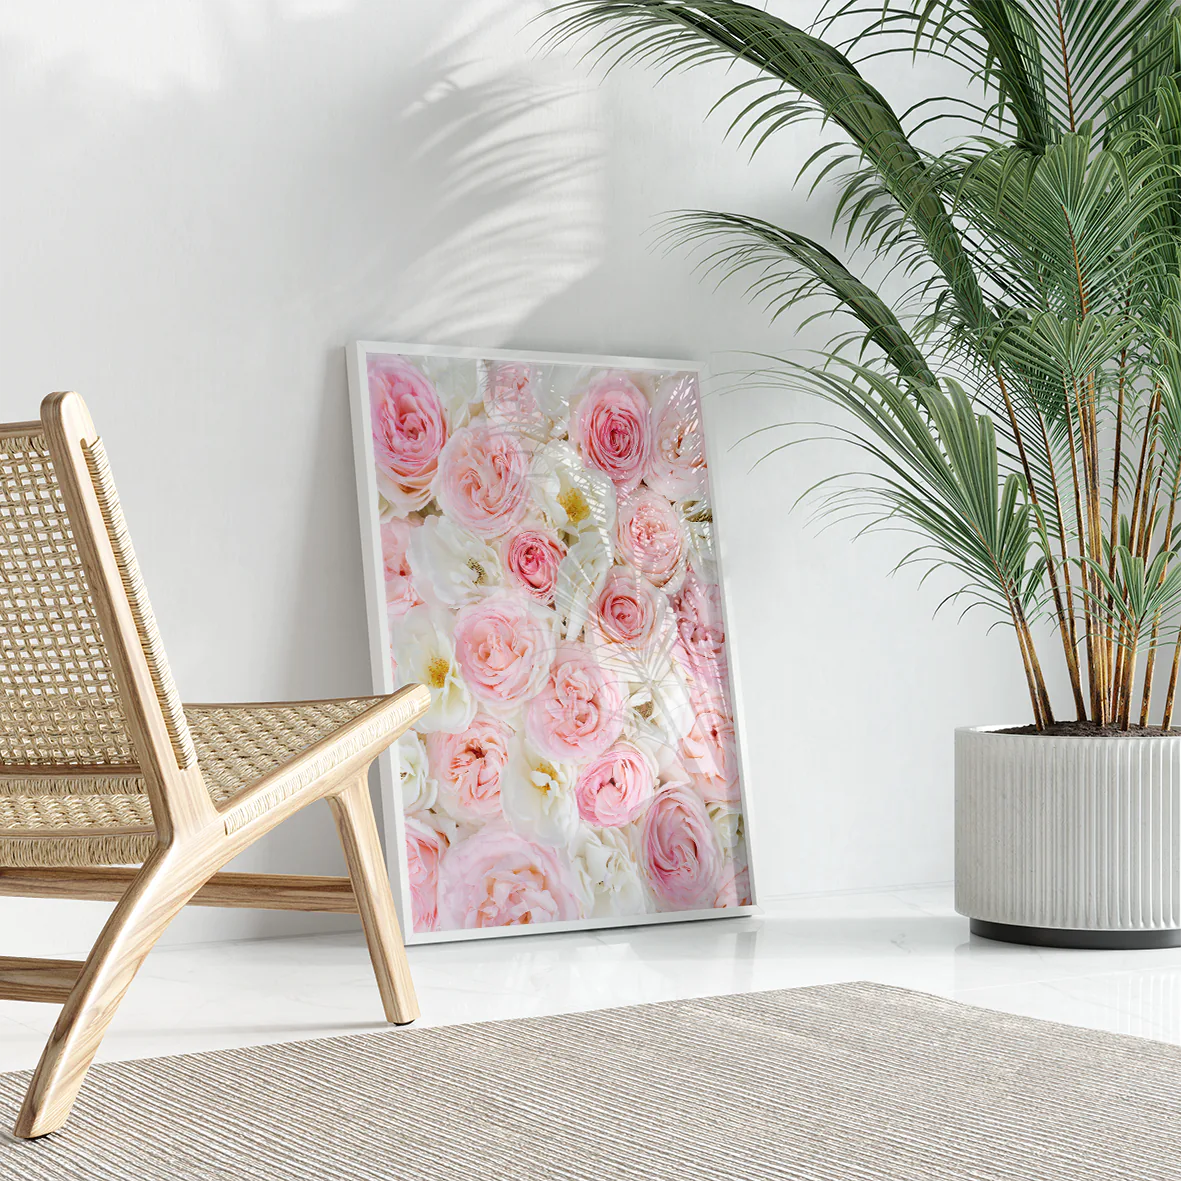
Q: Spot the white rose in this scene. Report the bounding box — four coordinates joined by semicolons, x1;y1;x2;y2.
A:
554;527;613;641
592;631;695;755
501;738;581;847
681;497;718;584
628;369;661;408
414;354;479;430
531;440;617;538
542;364;598;419
392;606;476;734
570;825;649;918
408;515;503;609
707;800;745;853
398;730;436;814
417;806;463;848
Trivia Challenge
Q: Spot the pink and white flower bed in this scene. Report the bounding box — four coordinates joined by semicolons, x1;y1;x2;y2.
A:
365;352;750;934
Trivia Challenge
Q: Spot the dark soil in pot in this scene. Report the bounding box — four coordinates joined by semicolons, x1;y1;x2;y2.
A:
999;722;1181;737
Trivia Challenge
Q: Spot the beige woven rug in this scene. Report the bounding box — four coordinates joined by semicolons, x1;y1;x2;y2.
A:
1;981;1177;1180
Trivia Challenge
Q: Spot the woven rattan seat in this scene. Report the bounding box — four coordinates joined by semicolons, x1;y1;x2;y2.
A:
0;393;428;1139
0;698;393;867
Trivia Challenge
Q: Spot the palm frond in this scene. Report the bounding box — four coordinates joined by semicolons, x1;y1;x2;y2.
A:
547;0;989;327
545;0;1181;727
659;210;937;385
821;0;1056;148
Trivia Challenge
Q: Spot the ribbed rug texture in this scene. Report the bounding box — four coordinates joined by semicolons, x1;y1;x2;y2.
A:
1;981;1178;1180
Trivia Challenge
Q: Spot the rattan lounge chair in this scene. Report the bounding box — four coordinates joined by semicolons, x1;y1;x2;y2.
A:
0;392;428;1138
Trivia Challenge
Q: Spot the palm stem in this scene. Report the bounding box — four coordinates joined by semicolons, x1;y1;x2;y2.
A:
1062;374;1101;719
1011;595;1050;728
1106;345;1129;679
1034;408;1087;718
1053;0;1077;133
999;366;1086;715
1163;630;1181;729
1138;459;1181;725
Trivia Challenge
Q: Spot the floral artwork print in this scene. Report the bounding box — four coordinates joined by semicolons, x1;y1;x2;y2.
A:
365;350;751;935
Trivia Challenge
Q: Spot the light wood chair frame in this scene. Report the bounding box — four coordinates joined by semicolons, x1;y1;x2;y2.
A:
0;392;428;1138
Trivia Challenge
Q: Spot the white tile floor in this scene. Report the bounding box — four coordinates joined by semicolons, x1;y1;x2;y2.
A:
2;884;1179;1073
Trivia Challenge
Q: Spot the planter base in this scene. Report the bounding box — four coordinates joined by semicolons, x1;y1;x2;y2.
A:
970;919;1181;951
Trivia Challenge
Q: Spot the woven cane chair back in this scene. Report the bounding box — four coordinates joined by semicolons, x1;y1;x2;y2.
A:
0;414;195;783
0;423;137;769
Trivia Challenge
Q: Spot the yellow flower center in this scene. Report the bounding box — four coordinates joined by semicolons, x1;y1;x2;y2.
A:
426;656;450;688
532;761;559;795
558;486;590;525
467;558;488;585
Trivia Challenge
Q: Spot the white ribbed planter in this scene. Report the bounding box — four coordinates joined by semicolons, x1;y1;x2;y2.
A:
955;726;1181;948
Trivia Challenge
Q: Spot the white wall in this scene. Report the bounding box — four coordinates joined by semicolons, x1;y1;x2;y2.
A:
0;0;1037;953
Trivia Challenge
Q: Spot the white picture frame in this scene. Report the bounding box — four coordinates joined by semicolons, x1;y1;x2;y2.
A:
347;341;758;944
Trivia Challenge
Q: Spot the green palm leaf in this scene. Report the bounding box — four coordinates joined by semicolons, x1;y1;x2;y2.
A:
660;210;937;385
546;0;1181;728
547;0;989;327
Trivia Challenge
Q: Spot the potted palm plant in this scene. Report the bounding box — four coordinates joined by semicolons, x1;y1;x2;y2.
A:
547;0;1181;947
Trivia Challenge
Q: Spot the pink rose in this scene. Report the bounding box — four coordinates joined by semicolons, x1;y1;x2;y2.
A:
405;816;447;933
504;528;566;605
575;742;656;827
369;355;448;512
434;424;530;538
380;518;422;620
646;374;708;501
682;696;741;803
715;858;752;908
426;714;512;821
525;641;625;763
572;372;651;494
453;591;555;710
640;783;723;910
672;570;728;680
616;488;686;589
436;822;583;929
483;362;547;435
592;566;668;648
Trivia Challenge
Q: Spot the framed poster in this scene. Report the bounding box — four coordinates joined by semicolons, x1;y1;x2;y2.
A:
348;342;755;943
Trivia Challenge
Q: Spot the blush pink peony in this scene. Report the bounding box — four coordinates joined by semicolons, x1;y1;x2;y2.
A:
616;489;686;589
452;591;555;711
380;518;422;619
404;816;447;932
436;823;584;929
592;566;668;648
426;714;512;822
369;355;448;513
575;742;657;827
572;372;652;494
682;696;741;803
646;375;708;501
434;424;530;538
504;528;566;605
672;570;728;681
525;642;625;763
640;783;724;910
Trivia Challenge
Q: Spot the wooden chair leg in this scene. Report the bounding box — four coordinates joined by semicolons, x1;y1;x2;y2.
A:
328;773;419;1026
14;845;211;1139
